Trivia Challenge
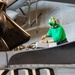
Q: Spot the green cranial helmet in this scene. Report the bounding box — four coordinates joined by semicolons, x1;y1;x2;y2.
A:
48;16;57;26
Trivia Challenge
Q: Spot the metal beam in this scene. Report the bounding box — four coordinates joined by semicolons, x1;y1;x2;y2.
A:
40;0;75;4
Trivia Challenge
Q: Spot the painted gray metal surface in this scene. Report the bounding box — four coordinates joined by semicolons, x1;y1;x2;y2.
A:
0;52;7;68
8;41;75;65
1;0;75;69
42;0;75;4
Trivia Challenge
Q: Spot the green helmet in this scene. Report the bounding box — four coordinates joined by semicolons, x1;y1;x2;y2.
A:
48;16;57;26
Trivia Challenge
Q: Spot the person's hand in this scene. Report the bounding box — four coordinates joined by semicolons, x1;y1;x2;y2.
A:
40;40;46;43
41;35;46;40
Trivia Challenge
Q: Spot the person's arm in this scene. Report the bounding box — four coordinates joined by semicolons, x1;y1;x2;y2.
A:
41;34;49;40
47;39;54;43
40;39;54;43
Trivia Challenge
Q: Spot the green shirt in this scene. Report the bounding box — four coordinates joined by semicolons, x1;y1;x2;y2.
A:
47;24;66;43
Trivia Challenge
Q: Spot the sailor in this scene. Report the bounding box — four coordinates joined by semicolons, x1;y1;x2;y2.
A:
40;16;68;45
